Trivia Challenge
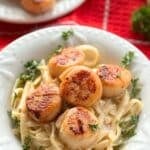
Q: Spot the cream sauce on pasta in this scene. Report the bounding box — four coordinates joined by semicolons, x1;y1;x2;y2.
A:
10;45;143;150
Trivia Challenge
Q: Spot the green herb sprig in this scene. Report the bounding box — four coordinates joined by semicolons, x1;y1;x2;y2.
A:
62;30;74;41
121;51;135;68
131;78;141;98
48;45;64;59
88;124;99;132
119;115;139;139
54;45;63;54
22;136;32;150
17;60;40;87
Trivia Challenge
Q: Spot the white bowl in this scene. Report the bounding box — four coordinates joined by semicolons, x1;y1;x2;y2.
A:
0;0;85;24
0;25;150;150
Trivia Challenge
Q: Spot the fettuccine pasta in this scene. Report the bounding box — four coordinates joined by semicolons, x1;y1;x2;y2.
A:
9;45;143;150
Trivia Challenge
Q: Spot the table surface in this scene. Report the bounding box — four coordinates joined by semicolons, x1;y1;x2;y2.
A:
0;0;150;58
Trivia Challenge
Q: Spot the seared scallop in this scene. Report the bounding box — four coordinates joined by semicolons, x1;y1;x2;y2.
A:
26;83;61;123
56;107;99;149
21;0;55;14
97;64;131;98
60;66;102;107
48;47;85;78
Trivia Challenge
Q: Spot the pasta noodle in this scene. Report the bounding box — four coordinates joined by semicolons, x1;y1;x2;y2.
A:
17;81;33;112
9;45;143;150
38;59;52;84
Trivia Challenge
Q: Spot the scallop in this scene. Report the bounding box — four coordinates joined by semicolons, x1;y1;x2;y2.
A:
26;83;61;123
56;107;99;149
21;0;55;14
97;64;131;98
60;66;102;107
48;47;85;78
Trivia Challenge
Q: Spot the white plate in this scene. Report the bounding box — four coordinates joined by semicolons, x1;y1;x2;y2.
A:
0;25;150;150
0;0;85;24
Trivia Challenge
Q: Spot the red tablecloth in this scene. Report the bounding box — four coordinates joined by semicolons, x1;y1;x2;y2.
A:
0;0;150;58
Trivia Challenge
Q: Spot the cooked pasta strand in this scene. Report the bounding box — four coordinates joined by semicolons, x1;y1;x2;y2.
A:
9;45;143;150
17;81;33;112
38;59;52;84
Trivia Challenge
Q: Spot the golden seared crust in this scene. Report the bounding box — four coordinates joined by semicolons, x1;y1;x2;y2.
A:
26;83;61;123
60;66;102;107
97;64;131;98
64;107;95;136
97;65;121;83
21;0;55;14
48;47;85;78
57;107;99;149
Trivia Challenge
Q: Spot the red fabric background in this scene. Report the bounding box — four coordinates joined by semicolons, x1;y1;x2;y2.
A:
0;0;150;58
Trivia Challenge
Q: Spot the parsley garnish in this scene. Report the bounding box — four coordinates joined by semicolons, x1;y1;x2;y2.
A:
48;45;63;59
121;51;135;68
22;136;32;150
17;60;40;87
54;45;63;54
7;110;20;128
62;30;74;41
119;115;139;139
88;124;99;132
131;78;141;98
